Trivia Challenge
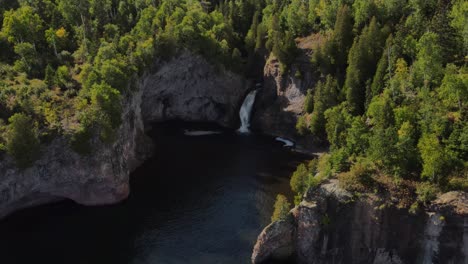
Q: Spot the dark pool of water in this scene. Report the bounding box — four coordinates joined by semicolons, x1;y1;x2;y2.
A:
0;123;311;264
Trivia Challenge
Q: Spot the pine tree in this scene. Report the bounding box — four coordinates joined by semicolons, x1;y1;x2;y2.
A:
370;35;394;104
345;17;384;115
271;194;291;222
332;4;353;83
310;76;339;139
6;113;40;168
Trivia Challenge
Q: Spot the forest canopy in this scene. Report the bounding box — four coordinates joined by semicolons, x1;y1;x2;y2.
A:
0;0;466;196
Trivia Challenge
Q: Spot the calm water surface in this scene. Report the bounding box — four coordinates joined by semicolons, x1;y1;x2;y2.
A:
0;123;310;264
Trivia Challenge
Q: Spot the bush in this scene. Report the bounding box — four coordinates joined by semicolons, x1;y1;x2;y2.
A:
296;115;309;135
316;153;333;179
304;89;314;114
338;158;376;192
447;176;468;192
330;147;351;173
271;194;291;222
290;159;321;205
416;182;439;205
6;113;40;168
290;163;309;196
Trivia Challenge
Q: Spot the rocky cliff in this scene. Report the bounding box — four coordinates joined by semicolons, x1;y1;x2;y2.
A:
252;179;468;264
140;51;247;128
0;51;246;219
252;36;317;148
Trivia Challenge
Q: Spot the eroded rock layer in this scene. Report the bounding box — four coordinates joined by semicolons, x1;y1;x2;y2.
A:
252;180;468;264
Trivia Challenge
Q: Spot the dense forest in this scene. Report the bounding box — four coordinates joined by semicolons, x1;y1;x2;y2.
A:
0;0;466;207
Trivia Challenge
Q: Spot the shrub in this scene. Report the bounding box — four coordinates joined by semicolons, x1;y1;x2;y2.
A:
296;115;309;135
447;176;468;192
6;113;40;168
409;202;419;215
316;153;333;179
294;69;303;79
338;158;376;192
271;194;291;222
290;163;309;196
416;182;439;205
304;89;314;114
330;147;351;173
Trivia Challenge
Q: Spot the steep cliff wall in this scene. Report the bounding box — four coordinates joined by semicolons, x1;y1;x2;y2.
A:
0;88;151;218
252;180;468;264
0;52;246;218
252;37;317;148
141;51;247;128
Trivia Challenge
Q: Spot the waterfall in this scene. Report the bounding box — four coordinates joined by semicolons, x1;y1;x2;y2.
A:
238;90;258;134
420;213;444;264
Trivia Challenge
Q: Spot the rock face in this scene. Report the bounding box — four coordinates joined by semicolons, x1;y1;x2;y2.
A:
252;179;468;264
141;51;247;128
0;51;246;219
0;89;151;218
252;38;316;147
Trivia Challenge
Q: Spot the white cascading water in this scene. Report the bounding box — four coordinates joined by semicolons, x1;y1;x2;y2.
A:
420;213;444;264
238;90;258;134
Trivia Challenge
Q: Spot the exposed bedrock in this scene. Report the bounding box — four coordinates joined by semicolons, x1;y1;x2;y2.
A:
252;180;468;264
252;38;318;149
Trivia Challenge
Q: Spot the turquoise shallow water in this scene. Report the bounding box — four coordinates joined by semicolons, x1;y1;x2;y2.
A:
0;122;310;264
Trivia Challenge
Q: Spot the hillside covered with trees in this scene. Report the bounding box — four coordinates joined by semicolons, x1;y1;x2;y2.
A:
0;0;466;205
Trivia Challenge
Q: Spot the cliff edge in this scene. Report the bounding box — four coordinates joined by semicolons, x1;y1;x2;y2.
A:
252;179;468;264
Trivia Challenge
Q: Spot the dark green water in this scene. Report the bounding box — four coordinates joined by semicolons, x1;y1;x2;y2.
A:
0;123;310;264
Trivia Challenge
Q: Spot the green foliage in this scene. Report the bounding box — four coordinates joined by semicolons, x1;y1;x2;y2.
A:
418;133;447;183
90;82;122;142
324;103;353;148
0;0;465;190
310;76;340;139
0;5;43;45
304;89;314;114
449;0;468;54
338;158;376;192
312;4;353;81
290;164;309;196
55;65;72;89
411;32;444;88
416;182;439;204
345;17;386;115
6;113;40;168
271;194;291;222
296;115;309;136
290;159;322;205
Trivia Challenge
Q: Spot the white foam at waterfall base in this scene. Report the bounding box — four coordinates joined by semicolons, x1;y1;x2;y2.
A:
237;90;258;134
184;130;222;136
275;137;295;147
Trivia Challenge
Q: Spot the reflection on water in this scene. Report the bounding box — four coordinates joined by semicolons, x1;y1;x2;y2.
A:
0;122;310;264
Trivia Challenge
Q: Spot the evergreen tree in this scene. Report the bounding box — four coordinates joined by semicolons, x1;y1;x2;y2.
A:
418;133;446;183
271;194;291;222
6;113;40;168
310;75;339;139
345;17;385;115
412;32;444;89
370;35;394;104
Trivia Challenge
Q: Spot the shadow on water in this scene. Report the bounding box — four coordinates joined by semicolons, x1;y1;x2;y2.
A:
0;122;311;264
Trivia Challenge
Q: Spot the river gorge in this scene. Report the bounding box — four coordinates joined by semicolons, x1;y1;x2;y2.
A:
0;122;309;264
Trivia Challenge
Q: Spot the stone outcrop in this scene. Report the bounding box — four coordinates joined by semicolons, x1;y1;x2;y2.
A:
252;37;317;148
0;88;151;218
252;179;468;264
141;51;247;128
0;51;246;219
